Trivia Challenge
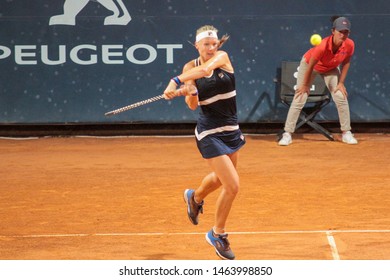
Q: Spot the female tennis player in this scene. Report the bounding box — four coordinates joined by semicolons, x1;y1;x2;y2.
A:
164;25;245;260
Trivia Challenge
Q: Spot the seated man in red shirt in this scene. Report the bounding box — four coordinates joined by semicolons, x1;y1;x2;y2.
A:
279;16;358;146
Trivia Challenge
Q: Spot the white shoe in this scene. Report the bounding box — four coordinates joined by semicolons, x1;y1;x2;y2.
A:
278;132;292;146
342;131;358;144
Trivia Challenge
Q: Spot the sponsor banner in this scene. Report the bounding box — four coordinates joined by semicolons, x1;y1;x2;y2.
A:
0;1;389;123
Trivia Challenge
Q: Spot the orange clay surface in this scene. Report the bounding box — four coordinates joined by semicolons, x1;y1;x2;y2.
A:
1;133;389;260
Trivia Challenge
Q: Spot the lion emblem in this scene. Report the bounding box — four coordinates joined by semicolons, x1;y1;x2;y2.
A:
50;0;131;26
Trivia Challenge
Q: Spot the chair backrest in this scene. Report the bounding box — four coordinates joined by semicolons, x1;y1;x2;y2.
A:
280;61;330;103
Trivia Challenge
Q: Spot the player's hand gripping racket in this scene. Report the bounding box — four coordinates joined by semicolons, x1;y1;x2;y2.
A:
104;86;196;116
104;94;165;116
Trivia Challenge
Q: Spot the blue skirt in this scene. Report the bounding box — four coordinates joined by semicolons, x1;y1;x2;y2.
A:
195;129;246;159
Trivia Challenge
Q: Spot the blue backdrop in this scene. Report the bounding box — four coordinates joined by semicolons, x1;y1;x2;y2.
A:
0;0;389;123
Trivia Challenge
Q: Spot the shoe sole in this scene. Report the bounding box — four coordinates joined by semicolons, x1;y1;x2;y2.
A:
183;189;197;225
278;141;292;146
205;232;231;260
342;140;358;144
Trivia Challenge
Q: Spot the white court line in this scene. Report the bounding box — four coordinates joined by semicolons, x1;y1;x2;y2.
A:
0;137;40;140
2;229;390;239
326;231;340;260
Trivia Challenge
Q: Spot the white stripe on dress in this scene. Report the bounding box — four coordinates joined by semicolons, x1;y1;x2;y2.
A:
198;90;236;106
195;125;239;141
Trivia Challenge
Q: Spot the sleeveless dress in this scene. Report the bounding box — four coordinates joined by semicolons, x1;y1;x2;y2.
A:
194;58;245;159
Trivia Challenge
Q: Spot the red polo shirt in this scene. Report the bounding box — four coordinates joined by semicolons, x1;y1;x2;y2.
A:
303;35;355;73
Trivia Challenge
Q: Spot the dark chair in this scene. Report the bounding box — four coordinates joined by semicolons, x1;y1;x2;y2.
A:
278;61;334;141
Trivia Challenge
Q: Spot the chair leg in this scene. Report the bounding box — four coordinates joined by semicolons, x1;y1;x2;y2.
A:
276;129;284;141
279;99;333;142
305;119;334;141
296;110;334;141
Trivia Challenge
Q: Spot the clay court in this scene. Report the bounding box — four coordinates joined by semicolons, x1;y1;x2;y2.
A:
1;133;389;260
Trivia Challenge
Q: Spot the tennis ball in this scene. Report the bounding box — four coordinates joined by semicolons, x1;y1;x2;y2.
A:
310;34;322;46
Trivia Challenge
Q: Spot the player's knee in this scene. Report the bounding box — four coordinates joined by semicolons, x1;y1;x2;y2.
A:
224;182;239;197
211;172;222;185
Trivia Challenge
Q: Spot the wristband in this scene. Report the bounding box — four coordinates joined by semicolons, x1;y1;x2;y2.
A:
191;91;198;96
171;76;182;85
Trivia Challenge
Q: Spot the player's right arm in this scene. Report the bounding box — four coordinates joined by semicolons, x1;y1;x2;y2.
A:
182;61;199;110
163;60;199;110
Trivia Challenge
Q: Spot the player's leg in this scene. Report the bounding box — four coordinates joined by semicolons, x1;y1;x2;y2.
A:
208;152;239;233
195;172;221;201
184;149;239;225
204;151;239;260
183;171;221;225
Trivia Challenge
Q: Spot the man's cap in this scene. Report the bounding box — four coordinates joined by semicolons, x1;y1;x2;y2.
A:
333;17;351;31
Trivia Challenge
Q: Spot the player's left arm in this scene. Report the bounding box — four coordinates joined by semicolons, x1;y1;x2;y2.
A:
178;50;231;81
164;51;233;93
164;51;231;101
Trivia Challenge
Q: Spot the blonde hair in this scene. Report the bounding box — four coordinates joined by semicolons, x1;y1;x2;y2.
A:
195;25;230;48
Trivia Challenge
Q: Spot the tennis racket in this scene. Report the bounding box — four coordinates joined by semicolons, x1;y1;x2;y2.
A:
105;94;165;116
